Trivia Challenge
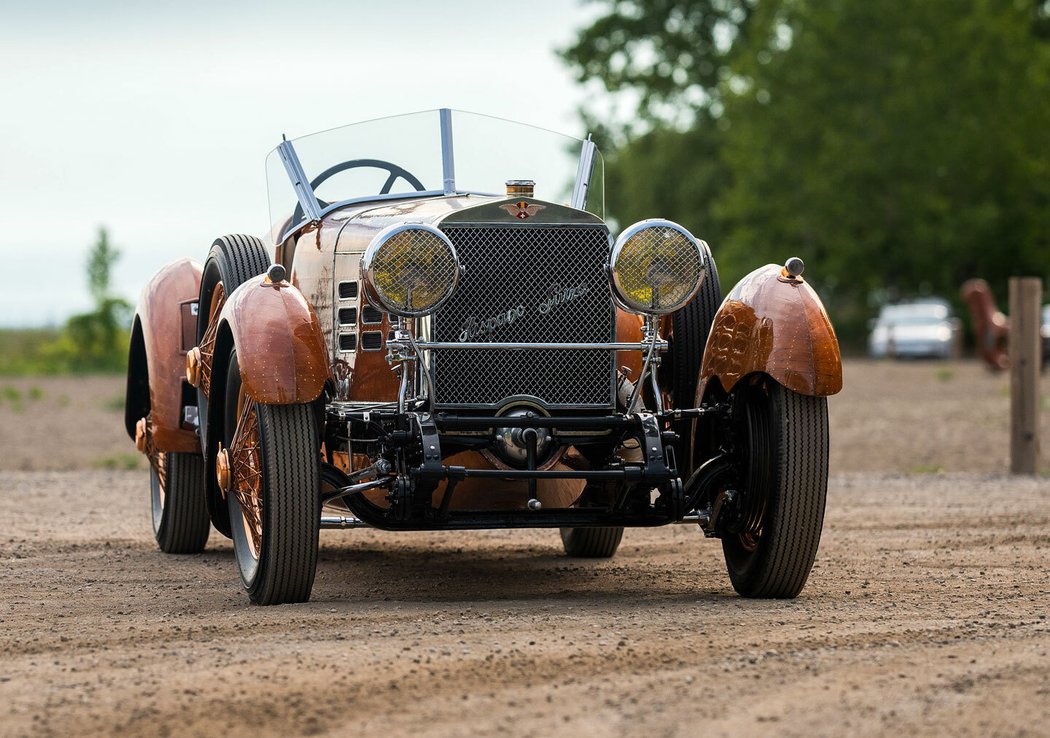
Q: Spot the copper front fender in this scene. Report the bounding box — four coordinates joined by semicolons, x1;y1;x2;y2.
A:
125;258;202;453
219;275;329;404
699;264;842;399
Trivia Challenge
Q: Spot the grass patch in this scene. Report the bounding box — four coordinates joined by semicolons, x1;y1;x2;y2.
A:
92;453;143;470
27;386;44;401
934;368;954;382
0;329;60;375
2;385;21;403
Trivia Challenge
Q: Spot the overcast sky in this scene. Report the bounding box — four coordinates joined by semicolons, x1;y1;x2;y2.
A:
0;0;601;326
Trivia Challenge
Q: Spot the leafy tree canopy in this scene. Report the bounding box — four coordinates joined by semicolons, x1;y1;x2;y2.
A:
564;0;1050;344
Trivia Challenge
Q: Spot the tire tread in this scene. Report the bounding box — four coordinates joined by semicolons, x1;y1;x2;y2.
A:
154;452;209;554
559;527;624;558
723;382;828;599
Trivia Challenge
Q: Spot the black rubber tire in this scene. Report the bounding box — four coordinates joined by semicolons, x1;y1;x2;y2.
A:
196;234;271;341
150;451;209;554
722;377;829;599
225;351;321;606
197;234;271;537
670;241;721;474
670;240;722;413
559;527;624;558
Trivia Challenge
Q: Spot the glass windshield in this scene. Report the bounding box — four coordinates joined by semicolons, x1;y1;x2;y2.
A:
265;109;603;243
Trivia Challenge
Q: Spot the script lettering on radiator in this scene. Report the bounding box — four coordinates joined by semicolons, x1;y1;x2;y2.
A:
456;282;591;342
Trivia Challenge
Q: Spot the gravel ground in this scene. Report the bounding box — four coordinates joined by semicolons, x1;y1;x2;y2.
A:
0;360;1048;737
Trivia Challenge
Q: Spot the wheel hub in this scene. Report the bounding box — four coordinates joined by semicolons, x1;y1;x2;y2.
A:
216;446;231;495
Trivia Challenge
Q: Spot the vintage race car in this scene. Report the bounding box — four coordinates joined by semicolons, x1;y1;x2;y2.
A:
125;110;842;605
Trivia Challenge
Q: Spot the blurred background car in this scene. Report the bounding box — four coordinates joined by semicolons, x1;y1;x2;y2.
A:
869;298;962;359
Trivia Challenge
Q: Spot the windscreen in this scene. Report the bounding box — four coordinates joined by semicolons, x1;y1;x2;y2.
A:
265;110;603;244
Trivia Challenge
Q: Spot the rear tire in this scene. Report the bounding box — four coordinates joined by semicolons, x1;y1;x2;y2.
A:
721;377;828;598
197;234;271;537
225;351;320;605
150;451;209;554
559;527;624;558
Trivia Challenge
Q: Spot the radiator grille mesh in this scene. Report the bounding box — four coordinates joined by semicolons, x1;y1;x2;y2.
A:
432;225;615;408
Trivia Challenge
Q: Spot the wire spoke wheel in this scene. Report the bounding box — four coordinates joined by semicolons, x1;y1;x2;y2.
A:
229;387;263;560
196;234;271;539
224;349;321;605
720;375;829;599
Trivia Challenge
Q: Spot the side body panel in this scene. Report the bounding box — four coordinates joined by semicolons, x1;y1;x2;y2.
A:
219;275;329;404
125;257;202;452
700;264;842;398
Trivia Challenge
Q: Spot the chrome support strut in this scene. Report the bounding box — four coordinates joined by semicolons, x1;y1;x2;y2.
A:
320;515;370;529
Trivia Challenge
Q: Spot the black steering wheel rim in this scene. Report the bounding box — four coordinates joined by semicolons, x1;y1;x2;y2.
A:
290;158;427;230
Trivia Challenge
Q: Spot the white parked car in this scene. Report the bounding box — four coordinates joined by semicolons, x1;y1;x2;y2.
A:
869;299;961;359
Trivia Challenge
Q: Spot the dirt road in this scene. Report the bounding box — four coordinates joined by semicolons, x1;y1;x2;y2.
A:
2;469;1048;737
1;360;1048;736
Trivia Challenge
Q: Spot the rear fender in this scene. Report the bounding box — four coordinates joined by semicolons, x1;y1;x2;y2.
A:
217;274;329;405
124;258;202;453
699;263;842;400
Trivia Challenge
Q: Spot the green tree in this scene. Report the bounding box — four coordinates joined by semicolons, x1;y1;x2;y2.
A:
43;227;132;372
717;0;1050;338
565;0;1050;345
87;227;120;303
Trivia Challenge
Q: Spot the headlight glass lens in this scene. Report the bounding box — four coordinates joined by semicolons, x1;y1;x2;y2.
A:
611;221;705;314
363;225;459;316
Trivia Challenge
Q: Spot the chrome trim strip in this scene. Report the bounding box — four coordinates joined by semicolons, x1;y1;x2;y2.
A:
416;341;667;351
277;138;322;223
570;135;596;210
440;108;456;195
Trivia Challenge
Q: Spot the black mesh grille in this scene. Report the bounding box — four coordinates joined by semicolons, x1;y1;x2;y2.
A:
432;224;615;408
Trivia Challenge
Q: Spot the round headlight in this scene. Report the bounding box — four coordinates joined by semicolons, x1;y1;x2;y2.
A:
361;224;460;317
609;219;706;315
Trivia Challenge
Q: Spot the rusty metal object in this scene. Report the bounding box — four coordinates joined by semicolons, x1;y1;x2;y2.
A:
196;281;226;396
700;264;842;397
134;417;149;454
185;347;202;387
131;258;203;453
136;414;167;499
960;278;1009;371
615;308;645;382
228;389;263;558
218;274;329;405
215;445;231;495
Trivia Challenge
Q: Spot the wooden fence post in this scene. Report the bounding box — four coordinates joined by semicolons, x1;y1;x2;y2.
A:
1009;277;1042;474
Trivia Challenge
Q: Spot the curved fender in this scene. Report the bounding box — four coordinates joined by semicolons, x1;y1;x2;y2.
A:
699;263;842;398
219;274;329;404
125;257;203;453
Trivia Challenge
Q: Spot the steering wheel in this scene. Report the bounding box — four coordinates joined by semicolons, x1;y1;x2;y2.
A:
291;159;427;228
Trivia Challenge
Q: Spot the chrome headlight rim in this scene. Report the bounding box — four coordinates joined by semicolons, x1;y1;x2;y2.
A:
609;218;706;316
361;223;460;318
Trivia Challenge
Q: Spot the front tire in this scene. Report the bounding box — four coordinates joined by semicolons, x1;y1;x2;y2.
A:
670;241;722;472
150;451;209;554
721;376;828;599
224;351;321;605
559;527;624;558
